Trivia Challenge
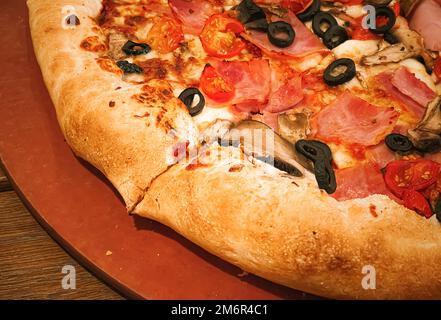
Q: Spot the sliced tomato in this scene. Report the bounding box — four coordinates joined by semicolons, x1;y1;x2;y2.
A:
434;56;441;83
384;159;441;197
200;65;235;103
146;16;184;54
200;14;245;58
402;189;433;218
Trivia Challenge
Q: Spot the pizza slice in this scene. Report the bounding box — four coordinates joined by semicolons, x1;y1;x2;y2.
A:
28;0;441;299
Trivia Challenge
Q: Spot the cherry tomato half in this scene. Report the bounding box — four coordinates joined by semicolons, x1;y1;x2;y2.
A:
200;14;245;58
147;16;184;54
384;159;441;197
200;65;235;103
402;189;433;218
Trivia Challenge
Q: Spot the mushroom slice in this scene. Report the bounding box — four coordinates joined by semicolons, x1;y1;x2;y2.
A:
361;18;434;68
361;43;414;65
220;120;312;177
278;112;310;144
108;32;128;60
408;96;441;152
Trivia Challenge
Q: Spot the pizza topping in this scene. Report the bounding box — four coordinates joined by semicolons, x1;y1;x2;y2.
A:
312;92;399;146
122;40;151;56
313;159;337;194
297;0;321;22
369;6;396;34
383;31;399;44
385;133;414;153
373;72;426;120
312;12;338;38
323;58;356;86
236;0;266;25
168;0;221;35
241;11;326;58
408;96;441;153
267;21;296;48
245;18;270;31
200;14;246;58
146;16;184;54
322;25;349;49
295;139;336;193
391;67;436;108
295;139;332;162
200;65;235;103
265;66;303;113
208;59;271;107
402;189;433;218
384;159;441;197
116;60;143;74
332;164;397;201
178;88;205;117
220;120;305;177
408;0;441;51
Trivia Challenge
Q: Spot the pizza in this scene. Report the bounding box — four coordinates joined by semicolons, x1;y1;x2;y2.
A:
28;0;441;299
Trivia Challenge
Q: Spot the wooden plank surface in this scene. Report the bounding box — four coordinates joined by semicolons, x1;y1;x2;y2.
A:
0;167;12;192
0;170;123;299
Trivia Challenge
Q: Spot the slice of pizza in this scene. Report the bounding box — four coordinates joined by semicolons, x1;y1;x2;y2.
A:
28;0;441;299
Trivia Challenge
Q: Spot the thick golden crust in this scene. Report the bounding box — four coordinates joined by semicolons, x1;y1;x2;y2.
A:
134;146;441;299
28;0;198;210
29;0;441;299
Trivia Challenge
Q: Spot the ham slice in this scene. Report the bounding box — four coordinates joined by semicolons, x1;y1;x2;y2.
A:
374;72;427;120
391;67;436;108
241;12;326;58
332;164;398;201
409;0;441;51
312;92;399;146
168;0;221;35
365;143;396;169
264;63;303;113
210;59;271;108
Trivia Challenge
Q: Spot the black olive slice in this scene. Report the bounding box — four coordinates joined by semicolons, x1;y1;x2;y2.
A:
322;25;349;49
435;197;441;223
267;21;295;48
312;12;338;38
178;88;205;117
383;31;399;44
314;160;337;194
323;58;356;86
116;60;143;74
122;40;151;56
369;6;396;34
297;0;321;22
245;18;269;31
385;133;414;153
295;140;332;163
237;0;266;24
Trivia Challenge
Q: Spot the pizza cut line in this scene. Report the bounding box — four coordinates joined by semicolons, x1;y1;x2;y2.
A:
28;0;441;299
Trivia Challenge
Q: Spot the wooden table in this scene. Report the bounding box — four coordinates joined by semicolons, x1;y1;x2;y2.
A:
0;167;123;300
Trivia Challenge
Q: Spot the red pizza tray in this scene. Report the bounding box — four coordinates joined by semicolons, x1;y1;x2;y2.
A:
0;0;315;299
